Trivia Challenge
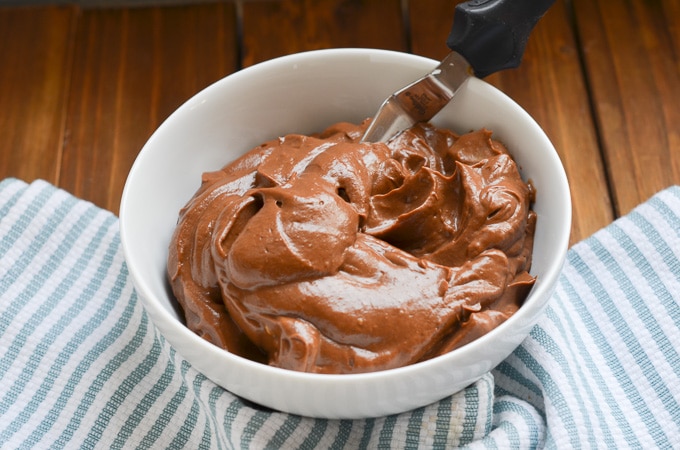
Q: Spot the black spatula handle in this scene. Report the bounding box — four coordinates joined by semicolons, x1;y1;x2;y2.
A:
446;0;556;78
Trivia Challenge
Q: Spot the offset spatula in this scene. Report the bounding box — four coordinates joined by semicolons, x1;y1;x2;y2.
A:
361;0;556;143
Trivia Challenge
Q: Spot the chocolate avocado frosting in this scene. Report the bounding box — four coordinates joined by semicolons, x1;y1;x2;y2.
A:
168;120;536;374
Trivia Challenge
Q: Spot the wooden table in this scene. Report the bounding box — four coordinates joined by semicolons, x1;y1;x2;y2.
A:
1;0;678;245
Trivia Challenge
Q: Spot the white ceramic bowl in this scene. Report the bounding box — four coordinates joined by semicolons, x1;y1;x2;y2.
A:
120;48;571;419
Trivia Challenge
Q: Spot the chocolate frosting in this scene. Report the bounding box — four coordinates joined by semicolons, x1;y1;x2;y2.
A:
168;120;536;374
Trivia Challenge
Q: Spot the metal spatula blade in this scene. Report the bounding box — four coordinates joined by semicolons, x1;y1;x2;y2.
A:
361;0;556;143
361;52;471;143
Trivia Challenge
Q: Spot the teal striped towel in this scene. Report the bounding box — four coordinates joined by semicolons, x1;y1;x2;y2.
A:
1;178;679;449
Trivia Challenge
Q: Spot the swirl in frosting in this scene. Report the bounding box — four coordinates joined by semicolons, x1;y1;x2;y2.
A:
168;120;536;374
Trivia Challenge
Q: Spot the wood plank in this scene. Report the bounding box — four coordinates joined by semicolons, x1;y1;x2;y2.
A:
241;0;407;67
0;6;77;185
409;0;614;244
574;0;680;216
60;3;238;213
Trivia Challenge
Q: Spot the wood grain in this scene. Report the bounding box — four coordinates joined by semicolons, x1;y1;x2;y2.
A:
574;0;680;216
0;6;77;185
409;0;613;243
241;0;407;66
0;0;678;246
60;4;238;213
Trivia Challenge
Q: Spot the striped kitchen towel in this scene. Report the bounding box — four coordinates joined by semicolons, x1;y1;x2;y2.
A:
0;178;678;449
